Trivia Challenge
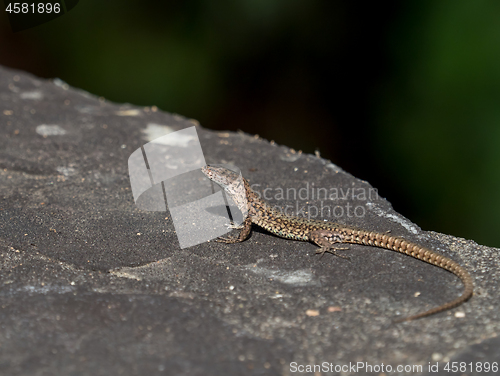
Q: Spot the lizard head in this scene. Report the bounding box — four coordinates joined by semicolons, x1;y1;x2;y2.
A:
202;165;249;216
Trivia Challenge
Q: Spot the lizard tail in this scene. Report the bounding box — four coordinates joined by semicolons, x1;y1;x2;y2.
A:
349;231;473;322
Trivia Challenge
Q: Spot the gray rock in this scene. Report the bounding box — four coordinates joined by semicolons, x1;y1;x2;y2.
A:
0;65;498;376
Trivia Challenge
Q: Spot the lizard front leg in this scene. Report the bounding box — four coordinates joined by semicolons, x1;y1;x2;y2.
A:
216;217;252;243
310;229;350;259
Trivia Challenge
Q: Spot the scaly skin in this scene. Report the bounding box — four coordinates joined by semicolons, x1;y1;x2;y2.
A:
202;165;473;322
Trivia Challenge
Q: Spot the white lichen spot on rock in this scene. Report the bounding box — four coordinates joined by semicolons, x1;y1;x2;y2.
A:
36;124;67;136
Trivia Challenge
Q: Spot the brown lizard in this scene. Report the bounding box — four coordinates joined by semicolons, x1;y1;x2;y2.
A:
202;165;473;322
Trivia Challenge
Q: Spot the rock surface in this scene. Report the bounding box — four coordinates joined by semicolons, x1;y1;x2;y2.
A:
1;65;499;375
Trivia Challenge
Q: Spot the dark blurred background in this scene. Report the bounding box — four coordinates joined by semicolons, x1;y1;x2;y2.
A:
1;1;499;247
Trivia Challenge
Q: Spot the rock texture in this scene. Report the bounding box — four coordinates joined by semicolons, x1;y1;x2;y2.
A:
1;65;499;375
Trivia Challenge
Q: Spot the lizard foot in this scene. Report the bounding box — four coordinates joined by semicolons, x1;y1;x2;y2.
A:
316;246;351;260
226;222;244;230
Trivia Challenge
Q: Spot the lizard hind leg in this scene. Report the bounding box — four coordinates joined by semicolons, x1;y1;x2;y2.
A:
316;245;351;260
310;230;350;260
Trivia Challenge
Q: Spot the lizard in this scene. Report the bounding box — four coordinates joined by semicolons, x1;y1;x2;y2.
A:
201;165;473;322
